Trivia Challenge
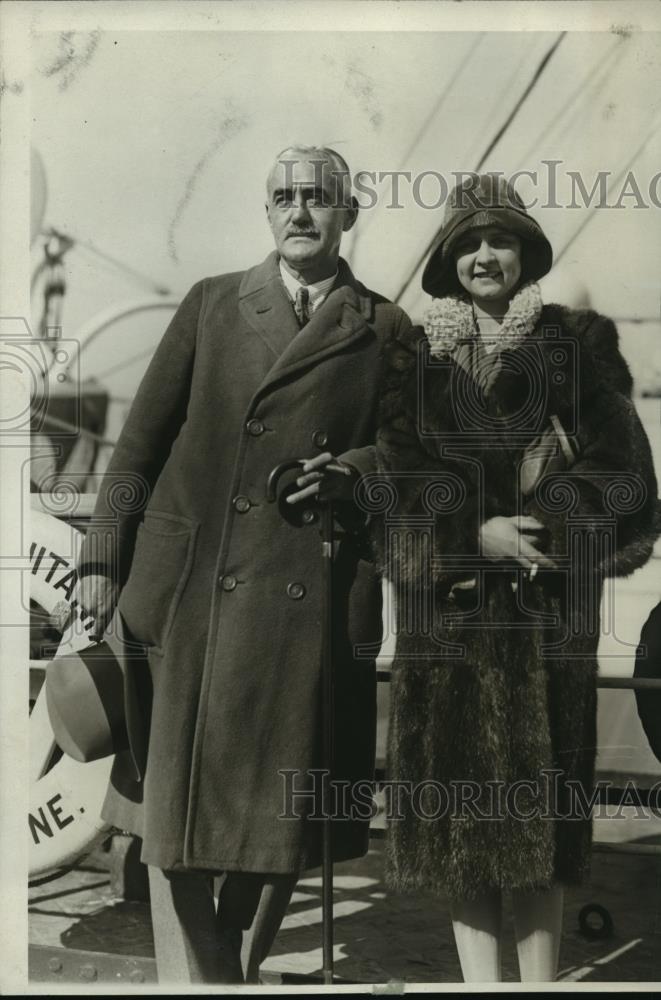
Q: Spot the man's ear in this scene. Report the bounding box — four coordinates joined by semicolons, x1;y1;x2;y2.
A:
265;201;273;229
342;195;359;233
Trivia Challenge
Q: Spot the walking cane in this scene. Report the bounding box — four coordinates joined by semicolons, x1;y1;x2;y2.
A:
266;458;340;985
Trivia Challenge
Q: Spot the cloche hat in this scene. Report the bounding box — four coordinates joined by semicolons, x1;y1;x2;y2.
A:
421;173;553;298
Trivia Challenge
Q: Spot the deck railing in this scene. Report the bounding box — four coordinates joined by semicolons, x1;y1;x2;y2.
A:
31;493;661;859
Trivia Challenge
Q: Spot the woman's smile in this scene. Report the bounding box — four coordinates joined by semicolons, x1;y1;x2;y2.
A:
454;225;522;308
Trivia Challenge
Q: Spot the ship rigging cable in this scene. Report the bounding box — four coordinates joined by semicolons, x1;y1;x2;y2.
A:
511;35;628;176
393;31;567;305
347;34;486;264
554;114;661;267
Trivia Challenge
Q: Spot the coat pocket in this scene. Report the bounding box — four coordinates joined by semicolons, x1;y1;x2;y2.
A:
118;510;198;651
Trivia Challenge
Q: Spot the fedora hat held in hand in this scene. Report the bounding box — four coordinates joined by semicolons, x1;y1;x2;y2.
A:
422;173;553;298
45;608;149;782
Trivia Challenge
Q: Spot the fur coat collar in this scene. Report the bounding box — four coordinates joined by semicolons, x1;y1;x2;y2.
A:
423;281;543;359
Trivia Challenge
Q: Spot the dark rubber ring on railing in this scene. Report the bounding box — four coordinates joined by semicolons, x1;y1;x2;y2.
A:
578;903;614;940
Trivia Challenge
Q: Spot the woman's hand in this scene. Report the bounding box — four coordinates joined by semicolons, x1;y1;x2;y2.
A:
479;515;557;572
286;452;359;505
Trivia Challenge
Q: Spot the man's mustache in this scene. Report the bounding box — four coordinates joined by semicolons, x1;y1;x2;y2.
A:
286;229;320;239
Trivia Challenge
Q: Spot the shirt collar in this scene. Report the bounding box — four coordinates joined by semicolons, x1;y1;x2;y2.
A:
278;260;338;313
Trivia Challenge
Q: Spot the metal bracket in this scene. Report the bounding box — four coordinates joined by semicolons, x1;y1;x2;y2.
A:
28;944;156;985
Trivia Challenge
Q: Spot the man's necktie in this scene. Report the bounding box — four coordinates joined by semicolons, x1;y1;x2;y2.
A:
294;286;310;328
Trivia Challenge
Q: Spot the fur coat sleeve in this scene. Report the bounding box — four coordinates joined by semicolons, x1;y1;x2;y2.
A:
523;310;659;578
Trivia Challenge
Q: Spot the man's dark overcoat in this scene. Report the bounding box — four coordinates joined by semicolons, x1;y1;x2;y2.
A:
79;251;410;873
371;305;659;901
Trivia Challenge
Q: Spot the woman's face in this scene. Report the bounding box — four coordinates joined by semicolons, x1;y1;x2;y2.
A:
453;225;522;306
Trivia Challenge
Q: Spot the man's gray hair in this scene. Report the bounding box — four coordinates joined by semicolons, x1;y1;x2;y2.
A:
266;144;353;204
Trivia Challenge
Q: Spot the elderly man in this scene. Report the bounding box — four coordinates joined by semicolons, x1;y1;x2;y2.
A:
78;145;410;983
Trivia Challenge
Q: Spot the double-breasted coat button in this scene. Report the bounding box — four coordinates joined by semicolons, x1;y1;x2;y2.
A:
246;419;265;436
233;495;251;513
302;509;317;524
286;582;306;600
219;574;238;591
312;430;328;448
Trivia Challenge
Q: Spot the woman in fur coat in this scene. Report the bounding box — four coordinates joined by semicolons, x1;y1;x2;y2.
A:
370;174;659;982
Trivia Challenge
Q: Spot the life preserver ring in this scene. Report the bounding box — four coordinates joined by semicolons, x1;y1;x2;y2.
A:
29;508;113;878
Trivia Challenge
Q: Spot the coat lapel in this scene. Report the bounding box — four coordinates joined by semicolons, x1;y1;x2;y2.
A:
241;253;375;398
239;251;300;358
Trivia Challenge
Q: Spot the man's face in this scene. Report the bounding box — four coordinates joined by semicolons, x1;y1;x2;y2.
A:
266;154;356;277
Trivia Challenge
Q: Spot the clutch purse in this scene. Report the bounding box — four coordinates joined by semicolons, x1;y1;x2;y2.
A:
520;413;579;497
448;414;580;601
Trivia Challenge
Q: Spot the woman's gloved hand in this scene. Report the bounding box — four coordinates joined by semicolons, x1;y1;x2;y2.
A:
479;515;556;574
